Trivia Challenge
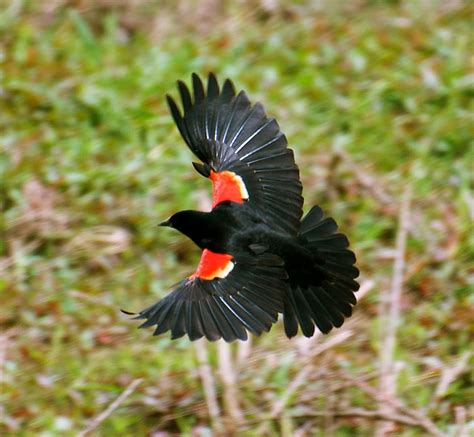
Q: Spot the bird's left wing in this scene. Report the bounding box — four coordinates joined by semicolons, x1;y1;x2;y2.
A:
166;73;304;235
132;250;287;342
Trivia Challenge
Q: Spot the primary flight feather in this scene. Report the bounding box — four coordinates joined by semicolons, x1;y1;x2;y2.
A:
130;73;359;342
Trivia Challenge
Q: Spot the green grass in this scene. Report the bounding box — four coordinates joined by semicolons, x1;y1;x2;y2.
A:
1;0;472;435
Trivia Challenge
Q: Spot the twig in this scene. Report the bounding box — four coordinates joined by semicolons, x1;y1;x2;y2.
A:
0;328;18;387
402;406;448;437
377;185;411;436
454;406;468;437
0;329;19;431
291;407;420;427
193;340;223;433
294;422;315;437
344;375;445;437
71;290;117;309
236;335;252;367
78;378;143;437
269;330;353;419
462;187;474;221
354;278;375;301
217;340;244;430
434;351;471;399
1;240;41;275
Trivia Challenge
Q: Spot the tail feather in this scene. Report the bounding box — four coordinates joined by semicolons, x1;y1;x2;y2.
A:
304;287;336;333
283;206;359;337
288;285;316;337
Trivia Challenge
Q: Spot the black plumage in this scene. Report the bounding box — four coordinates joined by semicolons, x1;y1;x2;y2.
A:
129;73;359;342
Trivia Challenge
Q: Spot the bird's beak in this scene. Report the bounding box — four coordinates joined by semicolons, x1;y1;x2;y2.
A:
192;162;211;178
159;219;172;227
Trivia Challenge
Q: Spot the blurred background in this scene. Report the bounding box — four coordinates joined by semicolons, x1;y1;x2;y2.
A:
1;0;472;435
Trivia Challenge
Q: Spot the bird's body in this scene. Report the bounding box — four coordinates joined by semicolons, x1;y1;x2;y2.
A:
167;202;299;257
129;73;359;342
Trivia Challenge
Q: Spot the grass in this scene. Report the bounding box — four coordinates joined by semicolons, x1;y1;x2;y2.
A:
1;0;472;435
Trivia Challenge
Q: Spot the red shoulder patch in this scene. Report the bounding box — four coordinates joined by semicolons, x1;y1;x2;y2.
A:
190;249;234;280
210;170;249;208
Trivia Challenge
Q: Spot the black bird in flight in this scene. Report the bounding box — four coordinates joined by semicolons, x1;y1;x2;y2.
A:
130;73;359;342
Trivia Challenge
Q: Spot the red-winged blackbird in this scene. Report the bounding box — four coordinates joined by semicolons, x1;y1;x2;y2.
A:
129;73;359;342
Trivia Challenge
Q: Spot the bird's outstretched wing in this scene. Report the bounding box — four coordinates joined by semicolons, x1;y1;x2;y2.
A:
133;251;287;342
166;73;304;236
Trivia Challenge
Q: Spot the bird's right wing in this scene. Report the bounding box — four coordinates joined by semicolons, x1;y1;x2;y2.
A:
132;250;287;342
166;73;304;236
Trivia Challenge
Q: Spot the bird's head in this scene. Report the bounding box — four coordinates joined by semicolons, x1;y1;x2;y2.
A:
160;210;213;249
160;210;197;230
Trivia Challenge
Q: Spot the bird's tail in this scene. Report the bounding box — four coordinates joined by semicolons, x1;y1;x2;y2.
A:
283;206;360;337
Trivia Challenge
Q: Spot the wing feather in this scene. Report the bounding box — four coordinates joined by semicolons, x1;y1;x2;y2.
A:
198;300;221;341
207;73;220;99
192;73;205;103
